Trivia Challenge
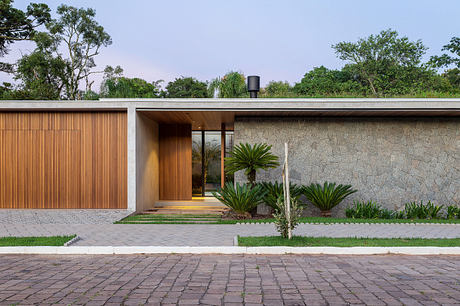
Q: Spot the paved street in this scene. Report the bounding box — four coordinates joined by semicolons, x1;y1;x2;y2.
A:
0;254;458;305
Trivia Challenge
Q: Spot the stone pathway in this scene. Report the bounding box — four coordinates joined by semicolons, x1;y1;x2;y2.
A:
0;254;459;305
0;223;459;246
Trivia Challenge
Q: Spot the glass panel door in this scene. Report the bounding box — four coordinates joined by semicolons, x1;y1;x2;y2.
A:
192;130;233;197
203;131;221;196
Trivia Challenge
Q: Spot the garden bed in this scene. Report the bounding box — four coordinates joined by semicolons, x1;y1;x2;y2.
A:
238;236;460;247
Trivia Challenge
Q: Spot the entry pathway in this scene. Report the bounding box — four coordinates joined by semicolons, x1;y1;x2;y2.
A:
0;223;459;246
0;254;459;305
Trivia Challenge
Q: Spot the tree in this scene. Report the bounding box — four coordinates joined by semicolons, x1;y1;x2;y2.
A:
430;37;460;88
263;81;292;97
293;66;365;96
165;77;209;98
0;0;51;73
332;29;428;96
225;143;280;186
208;71;247;98
46;5;112;99
100;66;163;98
13;32;68;99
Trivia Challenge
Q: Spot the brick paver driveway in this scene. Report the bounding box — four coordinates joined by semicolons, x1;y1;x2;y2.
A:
0;254;459;305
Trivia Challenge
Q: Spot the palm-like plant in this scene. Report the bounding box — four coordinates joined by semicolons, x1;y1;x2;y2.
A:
259;181;303;212
208;71;247;98
225;143;280;186
302;182;357;217
212;183;266;218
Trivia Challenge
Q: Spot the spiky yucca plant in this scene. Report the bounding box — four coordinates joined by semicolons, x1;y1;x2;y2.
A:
212;183;266;218
302;182;357;217
225;143;280;186
259;181;303;212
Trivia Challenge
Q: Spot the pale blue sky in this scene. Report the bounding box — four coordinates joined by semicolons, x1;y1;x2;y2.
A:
2;0;459;89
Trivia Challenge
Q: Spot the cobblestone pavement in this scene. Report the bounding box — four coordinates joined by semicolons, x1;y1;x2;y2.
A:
0;209;133;224
0;223;459;246
0;254;459;305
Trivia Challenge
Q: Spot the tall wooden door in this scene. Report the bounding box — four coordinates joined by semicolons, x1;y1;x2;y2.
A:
0;112;127;209
159;124;192;200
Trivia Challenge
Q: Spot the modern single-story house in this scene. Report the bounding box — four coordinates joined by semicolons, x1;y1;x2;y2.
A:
0;98;459;215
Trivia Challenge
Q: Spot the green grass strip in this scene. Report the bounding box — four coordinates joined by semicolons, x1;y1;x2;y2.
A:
0;235;76;247
115;215;460;225
238;236;460;247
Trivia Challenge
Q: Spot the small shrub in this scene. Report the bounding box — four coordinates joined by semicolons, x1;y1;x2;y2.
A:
404;201;443;219
345;201;381;219
447;205;460;219
302;182;357;217
212;183;266;218
345;201;401;219
273;198;303;238
259;181;303;212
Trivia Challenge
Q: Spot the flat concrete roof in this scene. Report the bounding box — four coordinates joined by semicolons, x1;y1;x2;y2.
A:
0;98;459;111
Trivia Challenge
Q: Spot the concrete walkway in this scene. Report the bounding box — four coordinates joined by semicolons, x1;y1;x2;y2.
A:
0;223;459;246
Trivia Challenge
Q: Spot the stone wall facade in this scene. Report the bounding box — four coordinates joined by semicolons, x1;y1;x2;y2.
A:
234;117;460;217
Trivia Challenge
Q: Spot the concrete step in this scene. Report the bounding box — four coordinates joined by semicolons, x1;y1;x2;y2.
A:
155;199;226;207
143;210;226;215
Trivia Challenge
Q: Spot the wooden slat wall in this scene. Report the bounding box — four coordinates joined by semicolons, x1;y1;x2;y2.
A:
0;112;127;209
159;124;192;200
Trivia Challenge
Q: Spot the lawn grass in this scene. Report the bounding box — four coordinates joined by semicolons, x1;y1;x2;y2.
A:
115;214;460;224
238;236;460;247
0;235;76;246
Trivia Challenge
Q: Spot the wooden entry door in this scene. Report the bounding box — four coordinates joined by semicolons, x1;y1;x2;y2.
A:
159;124;192;200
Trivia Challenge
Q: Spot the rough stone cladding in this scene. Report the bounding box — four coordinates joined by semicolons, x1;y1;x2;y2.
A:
234;117;460;217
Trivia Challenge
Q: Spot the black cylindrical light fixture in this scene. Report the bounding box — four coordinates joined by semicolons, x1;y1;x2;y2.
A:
247;75;260;98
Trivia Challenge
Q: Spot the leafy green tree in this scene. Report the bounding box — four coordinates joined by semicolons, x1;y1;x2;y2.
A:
208;71;247;98
263;81;292;97
100;66;163;98
332;29;428;96
225;143;280;186
45;5;112;99
430;37;460;88
294;66;364;96
13;32;68;99
0;0;51;73
165;77;209;98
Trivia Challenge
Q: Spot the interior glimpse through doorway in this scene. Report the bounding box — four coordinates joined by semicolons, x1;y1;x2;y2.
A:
192;130;234;197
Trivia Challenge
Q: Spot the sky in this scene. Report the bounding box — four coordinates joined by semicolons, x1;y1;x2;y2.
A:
1;0;459;90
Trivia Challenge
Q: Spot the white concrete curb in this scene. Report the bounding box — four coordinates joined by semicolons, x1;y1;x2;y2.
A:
0;246;459;255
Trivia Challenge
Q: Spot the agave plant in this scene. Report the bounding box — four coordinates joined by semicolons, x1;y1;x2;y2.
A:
212;183;266;218
225;143;280;186
302;182;357;217
259;181;303;212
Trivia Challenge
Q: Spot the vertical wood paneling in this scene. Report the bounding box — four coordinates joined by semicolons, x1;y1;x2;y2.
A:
0;112;127;209
159;124;192;200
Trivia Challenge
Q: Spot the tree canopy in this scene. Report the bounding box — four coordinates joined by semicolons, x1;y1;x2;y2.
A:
165;77;209;98
332;29;429;96
208;71;247;98
0;0;51;73
99;66;163;98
